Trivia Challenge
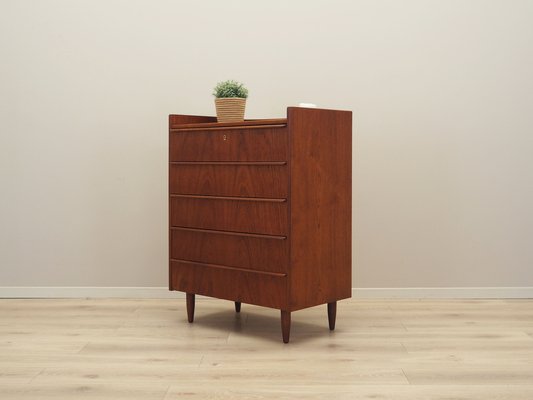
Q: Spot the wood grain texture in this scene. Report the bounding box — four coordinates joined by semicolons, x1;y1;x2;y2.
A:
170;228;288;273
169;163;288;198
168;109;351;341
169;118;287;130
169;127;288;162
287;107;352;311
170;261;288;309
170;196;288;236
2;299;533;399
168;114;217;127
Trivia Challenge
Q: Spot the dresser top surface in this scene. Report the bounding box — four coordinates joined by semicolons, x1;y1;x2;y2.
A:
169;118;288;131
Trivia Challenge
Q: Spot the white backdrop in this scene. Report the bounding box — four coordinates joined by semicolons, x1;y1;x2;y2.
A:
1;0;532;295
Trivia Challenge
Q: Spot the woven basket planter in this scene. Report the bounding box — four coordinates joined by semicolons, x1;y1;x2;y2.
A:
215;97;246;123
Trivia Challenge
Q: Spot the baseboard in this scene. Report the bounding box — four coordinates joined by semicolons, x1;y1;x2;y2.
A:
1;286;532;299
0;287;184;299
352;287;533;299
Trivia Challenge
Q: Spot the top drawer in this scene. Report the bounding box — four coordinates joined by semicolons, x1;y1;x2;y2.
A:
169;127;288;162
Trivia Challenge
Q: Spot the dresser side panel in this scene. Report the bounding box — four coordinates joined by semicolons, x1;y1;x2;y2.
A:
288;107;352;310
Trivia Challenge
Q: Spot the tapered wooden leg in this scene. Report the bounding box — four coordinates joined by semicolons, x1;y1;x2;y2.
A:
186;293;195;323
235;301;241;313
281;310;291;343
327;301;337;330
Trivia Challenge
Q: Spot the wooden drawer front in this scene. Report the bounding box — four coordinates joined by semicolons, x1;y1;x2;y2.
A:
169;163;288;198
169;128;288;161
170;196;288;236
170;260;287;309
170;228;288;273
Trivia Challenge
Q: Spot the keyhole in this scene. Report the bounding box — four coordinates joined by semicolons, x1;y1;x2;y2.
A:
223;134;227;141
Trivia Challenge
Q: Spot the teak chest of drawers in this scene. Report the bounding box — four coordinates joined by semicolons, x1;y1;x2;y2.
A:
169;107;352;343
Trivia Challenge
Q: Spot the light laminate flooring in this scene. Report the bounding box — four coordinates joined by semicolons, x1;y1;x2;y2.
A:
1;298;533;399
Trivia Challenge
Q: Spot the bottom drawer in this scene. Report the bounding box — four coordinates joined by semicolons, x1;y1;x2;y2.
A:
170;260;287;309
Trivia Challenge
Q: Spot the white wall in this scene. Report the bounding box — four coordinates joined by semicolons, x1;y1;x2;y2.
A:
1;0;533;293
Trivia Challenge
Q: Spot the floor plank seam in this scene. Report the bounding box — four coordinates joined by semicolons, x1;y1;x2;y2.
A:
401;368;411;385
197;355;204;367
162;384;171;400
27;367;45;385
76;341;90;354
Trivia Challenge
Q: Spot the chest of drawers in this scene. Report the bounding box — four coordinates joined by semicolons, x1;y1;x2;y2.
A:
169;107;352;343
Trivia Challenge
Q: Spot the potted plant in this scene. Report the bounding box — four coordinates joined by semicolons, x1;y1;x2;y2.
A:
212;80;249;123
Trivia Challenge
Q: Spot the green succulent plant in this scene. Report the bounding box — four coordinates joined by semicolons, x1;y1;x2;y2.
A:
212;80;249;98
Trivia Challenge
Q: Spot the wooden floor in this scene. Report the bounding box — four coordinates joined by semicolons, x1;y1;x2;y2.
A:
1;298;533;399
